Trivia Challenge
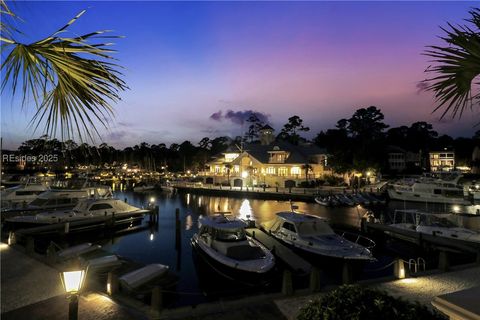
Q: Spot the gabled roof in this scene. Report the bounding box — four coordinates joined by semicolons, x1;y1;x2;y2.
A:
243;141;327;164
260;124;274;131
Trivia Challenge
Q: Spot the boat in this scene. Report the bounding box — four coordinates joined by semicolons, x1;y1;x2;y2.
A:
191;214;275;282
4;198;148;229
1;182;49;208
57;243;102;260
336;194;355;206
389;209;480;244
82;255;122;272
133;182;156;193
261;211;375;261
388;173;470;205
119;264;169;290
315;196;336;206
1;186;113;219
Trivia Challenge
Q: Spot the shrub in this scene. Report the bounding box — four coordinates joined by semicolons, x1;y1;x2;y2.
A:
297;285;446;320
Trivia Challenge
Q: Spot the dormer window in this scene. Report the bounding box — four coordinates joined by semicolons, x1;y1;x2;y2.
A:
268;150;289;163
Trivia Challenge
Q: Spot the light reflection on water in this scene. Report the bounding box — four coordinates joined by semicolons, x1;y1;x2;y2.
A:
101;189;479;307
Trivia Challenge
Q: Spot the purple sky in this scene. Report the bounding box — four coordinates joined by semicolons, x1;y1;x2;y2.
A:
1;1;479;149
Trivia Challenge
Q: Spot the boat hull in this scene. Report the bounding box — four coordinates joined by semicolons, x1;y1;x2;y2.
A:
388;189;470;205
190;237;274;285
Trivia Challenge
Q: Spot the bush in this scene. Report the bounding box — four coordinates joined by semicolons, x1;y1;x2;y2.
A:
297;285;446;320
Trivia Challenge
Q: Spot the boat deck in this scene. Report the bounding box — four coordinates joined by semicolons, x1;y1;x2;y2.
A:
245;228;311;274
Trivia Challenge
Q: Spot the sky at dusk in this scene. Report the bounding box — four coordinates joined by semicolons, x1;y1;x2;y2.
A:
1;1;479;149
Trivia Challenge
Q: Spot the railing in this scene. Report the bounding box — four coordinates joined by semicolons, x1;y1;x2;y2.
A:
340;231;376;249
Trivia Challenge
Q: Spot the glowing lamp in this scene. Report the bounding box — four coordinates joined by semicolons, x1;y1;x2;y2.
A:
241;171;248;178
60;270;86;294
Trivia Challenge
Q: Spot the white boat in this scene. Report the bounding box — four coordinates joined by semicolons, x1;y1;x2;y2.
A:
119;264;169;290
133;183;156;192
191;214;275;280
2;186;112;216
261;212;375;261
57;243;102;260
5;198;148;228
388;173;470;205
1;183;48;208
390;209;480;244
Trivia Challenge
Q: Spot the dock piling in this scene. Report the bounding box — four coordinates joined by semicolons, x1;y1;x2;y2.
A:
394;259;406;279
150;286;163;315
342;262;353;284
438;251;450;271
281;269;293;295
25;237;34;254
309;267;322;292
107;272;119;295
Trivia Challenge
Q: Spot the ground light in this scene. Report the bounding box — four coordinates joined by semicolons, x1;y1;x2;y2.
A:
60;269;87;320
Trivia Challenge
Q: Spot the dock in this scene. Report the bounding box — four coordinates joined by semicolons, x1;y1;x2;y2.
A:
245;228;311;274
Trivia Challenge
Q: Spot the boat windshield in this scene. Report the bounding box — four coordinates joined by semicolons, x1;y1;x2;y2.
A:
215;228;247;241
296;221;334;236
29;198;49;207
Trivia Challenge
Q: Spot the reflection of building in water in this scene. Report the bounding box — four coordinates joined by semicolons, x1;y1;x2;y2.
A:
185;214;193;230
238;199;252;220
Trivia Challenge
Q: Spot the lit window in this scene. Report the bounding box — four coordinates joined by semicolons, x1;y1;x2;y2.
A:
266;167;275;175
278;167;288;176
291;166;301;175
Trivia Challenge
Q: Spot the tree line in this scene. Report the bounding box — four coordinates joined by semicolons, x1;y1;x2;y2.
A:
3;106;479;174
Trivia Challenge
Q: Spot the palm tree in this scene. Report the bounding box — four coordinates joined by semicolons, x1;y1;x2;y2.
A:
423;8;480;119
225;163;232;188
302;163;313;185
1;1;127;142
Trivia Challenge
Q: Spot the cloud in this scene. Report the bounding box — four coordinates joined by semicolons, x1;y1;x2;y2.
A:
416;82;429;94
209;109;270;125
106;130;129;141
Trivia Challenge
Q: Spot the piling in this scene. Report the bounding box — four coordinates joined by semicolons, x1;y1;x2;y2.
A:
394;259;406;279
107;272;119;295
46;242;57;264
7;232;16;246
342;262;353;284
281;269;293;295
438;251;450;272
309;267;322;292
64;222;70;234
150;286;163;315
124;197;128;203
25;237;34;254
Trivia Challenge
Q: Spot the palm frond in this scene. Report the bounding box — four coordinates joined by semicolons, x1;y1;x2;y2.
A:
1;7;127;142
422;8;480;120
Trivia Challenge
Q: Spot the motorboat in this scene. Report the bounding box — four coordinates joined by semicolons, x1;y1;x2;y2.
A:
388;173;470;205
390;209;480;244
133;182;156;193
2;186;113;218
191;214;275;282
1;182;48;208
314;195;338;207
261;211;375;261
4;198;148;229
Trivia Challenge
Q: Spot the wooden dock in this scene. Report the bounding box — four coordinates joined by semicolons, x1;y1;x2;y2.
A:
245;227;311;274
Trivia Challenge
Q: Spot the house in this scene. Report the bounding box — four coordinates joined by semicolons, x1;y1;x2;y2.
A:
386;146;422;172
429;148;455;172
202;125;329;187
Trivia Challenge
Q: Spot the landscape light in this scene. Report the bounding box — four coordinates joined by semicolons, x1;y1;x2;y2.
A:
60;269;87;320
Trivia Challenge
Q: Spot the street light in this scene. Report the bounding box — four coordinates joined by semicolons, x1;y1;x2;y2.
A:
60;269;86;320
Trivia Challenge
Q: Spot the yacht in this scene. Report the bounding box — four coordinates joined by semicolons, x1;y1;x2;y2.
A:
390;209;480;244
1;183;48;208
388;173;470;205
133;182;156;193
4;198;148;229
1;186;112;218
191;214;275;282
261;211;375;261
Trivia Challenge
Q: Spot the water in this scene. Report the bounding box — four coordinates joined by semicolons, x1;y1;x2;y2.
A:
94;190;479;306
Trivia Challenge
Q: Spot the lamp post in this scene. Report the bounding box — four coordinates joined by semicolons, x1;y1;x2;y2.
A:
60;269;86;320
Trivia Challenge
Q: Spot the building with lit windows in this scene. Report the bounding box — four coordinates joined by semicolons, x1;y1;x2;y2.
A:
429;148;455;172
202;125;329;187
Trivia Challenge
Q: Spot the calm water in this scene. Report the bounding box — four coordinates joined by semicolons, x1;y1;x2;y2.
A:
97;189;477;307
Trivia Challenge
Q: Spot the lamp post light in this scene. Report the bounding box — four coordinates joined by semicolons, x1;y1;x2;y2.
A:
60;269;86;320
